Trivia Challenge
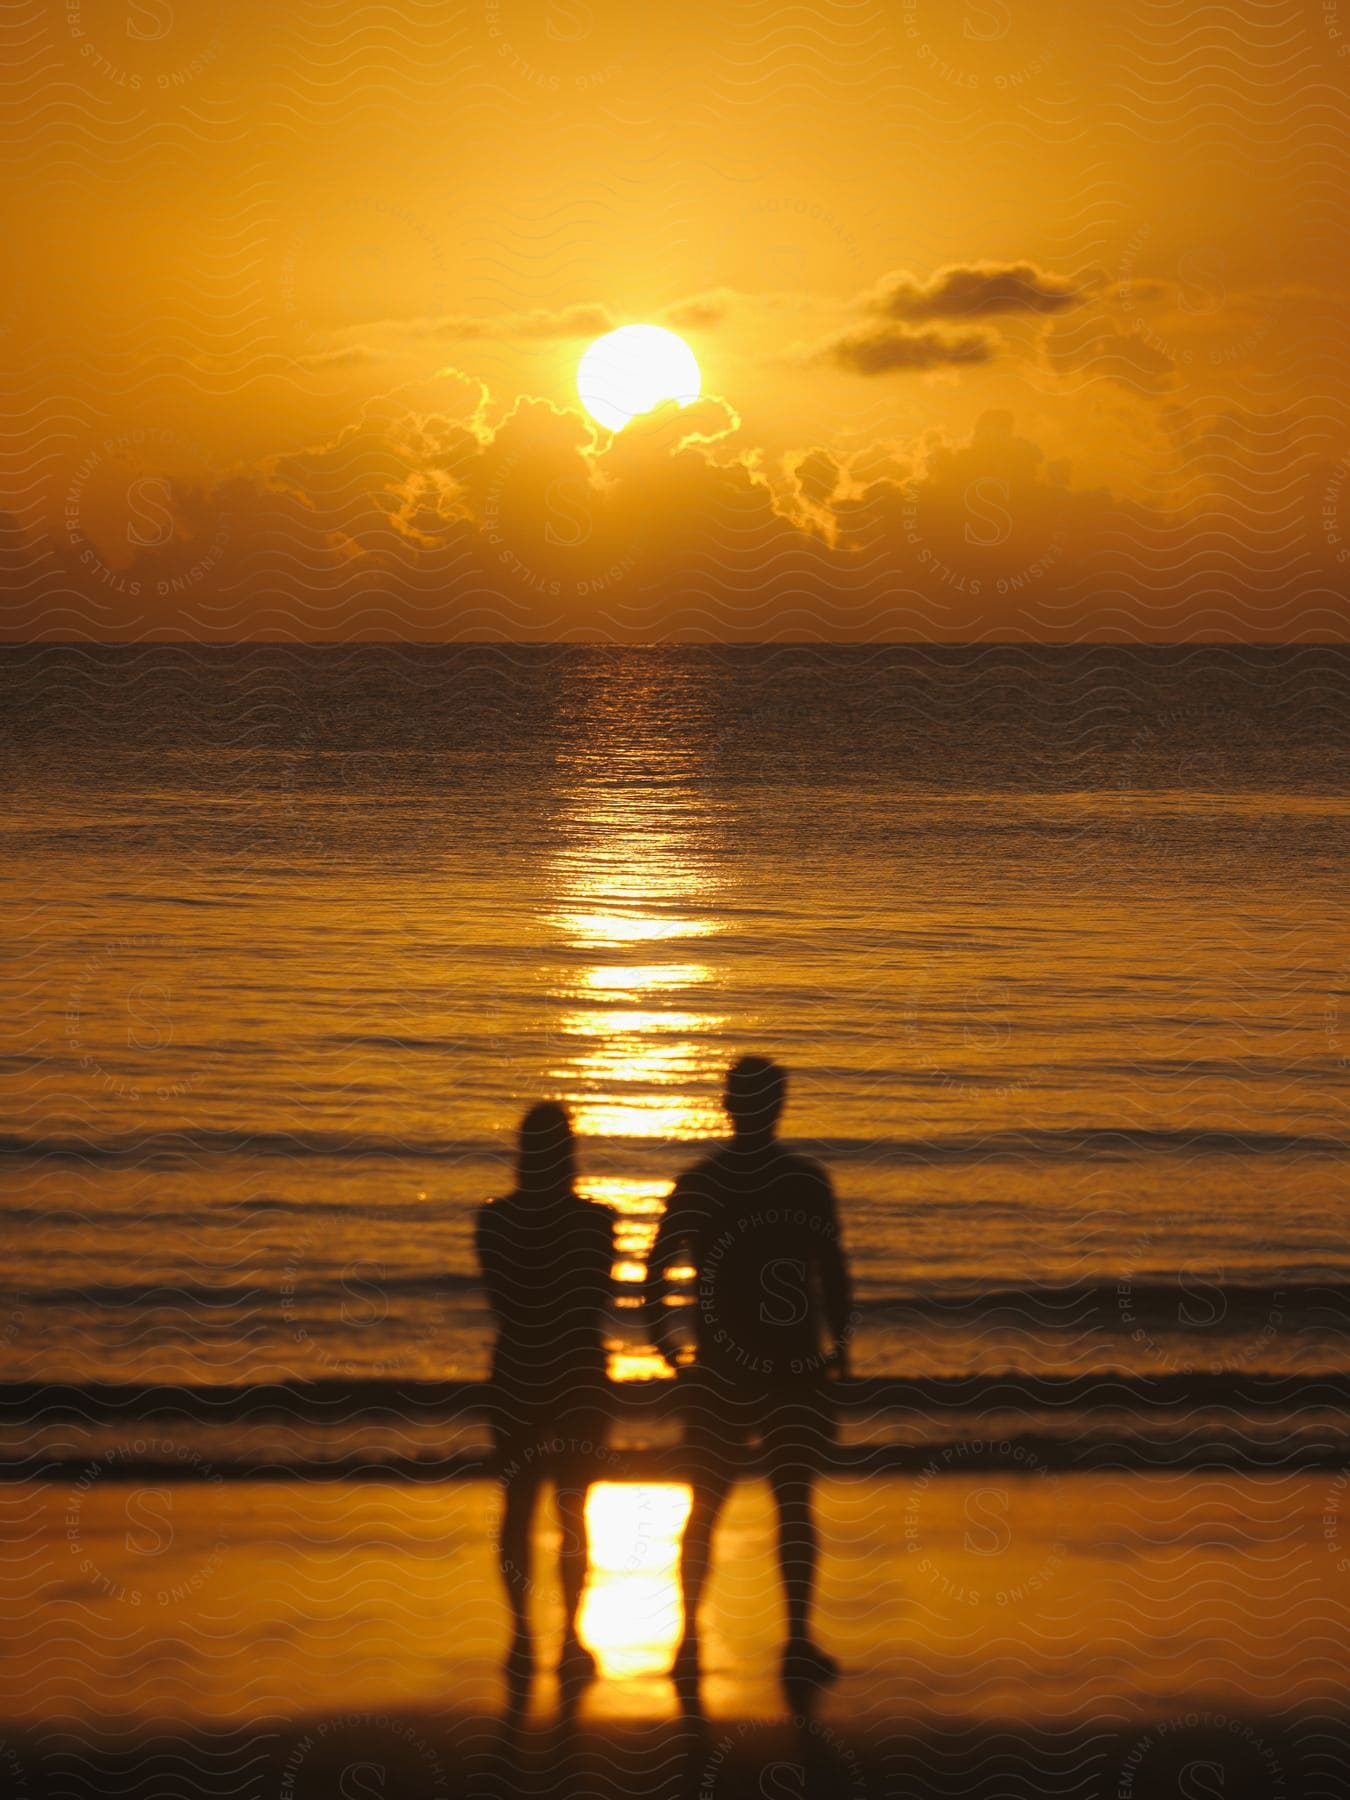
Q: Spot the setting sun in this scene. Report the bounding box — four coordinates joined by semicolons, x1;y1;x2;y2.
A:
577;324;701;432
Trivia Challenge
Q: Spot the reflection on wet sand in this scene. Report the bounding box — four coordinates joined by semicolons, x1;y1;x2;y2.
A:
10;1473;1349;1746
578;1483;693;1680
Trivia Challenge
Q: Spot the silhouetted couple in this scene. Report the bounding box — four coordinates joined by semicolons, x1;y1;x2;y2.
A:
475;1055;854;1690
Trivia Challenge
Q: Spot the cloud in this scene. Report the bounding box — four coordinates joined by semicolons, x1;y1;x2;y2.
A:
792;449;841;510
866;262;1081;321
351;302;616;343
21;374;1342;643
817;322;996;375
829;408;1132;611
297;346;386;369
663;289;734;329
1045;319;1177;393
501;303;616;340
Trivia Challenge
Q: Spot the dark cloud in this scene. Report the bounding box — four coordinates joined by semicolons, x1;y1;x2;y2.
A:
792;450;841;510
356;302;615;342
1045;319;1177;393
868;262;1081;321
663;289;734;329
830;408;1132;617
819;322;996;375
298;346;386;369
506;303;616;340
20;380;1342;642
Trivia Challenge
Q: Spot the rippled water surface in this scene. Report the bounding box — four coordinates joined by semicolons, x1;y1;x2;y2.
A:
2;645;1347;1393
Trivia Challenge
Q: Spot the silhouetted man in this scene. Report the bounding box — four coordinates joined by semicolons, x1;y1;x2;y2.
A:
644;1055;853;1684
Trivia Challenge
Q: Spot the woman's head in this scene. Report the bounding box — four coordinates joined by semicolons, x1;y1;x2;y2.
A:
515;1100;576;1197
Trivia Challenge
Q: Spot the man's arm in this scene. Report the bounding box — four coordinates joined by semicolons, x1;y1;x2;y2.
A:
813;1170;854;1376
589;1204;616;1330
641;1172;701;1369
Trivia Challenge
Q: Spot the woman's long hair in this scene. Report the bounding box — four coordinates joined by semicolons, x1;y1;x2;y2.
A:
514;1100;577;1199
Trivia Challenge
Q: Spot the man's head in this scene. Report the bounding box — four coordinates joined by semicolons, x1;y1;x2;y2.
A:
724;1054;787;1138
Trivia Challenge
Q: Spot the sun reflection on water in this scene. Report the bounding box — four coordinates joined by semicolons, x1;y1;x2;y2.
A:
583;964;712;992
554;912;720;943
546;686;731;1381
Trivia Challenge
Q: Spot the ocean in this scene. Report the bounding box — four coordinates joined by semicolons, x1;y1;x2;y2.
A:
2;643;1347;1470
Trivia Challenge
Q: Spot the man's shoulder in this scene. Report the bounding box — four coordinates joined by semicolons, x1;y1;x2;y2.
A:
662;1156;728;1224
675;1143;829;1174
768;1146;835;1217
778;1146;831;1185
670;1151;728;1191
672;1144;832;1201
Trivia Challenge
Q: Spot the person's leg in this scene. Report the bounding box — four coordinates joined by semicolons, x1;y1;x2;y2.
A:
498;1465;542;1634
554;1473;591;1647
669;1372;746;1674
768;1466;818;1644
675;1390;739;1669
766;1393;839;1681
553;1404;610;1679
679;1466;731;1640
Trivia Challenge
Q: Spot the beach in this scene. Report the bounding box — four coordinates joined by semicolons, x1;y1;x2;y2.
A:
3;1460;1348;1795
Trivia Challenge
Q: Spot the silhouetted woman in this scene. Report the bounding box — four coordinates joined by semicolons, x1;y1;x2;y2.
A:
475;1101;613;1683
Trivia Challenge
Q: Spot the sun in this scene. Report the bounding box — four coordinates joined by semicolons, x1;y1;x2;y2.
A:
577;325;701;432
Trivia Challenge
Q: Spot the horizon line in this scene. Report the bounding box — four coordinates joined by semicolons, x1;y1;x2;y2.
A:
3;638;1349;652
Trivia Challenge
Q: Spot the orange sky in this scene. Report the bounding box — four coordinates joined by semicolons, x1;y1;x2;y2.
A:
4;0;1348;640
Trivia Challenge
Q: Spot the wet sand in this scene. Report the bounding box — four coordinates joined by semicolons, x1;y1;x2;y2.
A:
3;1470;1348;1796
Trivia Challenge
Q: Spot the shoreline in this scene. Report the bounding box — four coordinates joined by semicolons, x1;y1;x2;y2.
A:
3;1463;1349;1793
7;1434;1350;1482
4;1373;1349;1481
5;1367;1347;1417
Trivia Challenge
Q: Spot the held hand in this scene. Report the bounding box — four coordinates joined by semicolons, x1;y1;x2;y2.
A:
651;1323;685;1377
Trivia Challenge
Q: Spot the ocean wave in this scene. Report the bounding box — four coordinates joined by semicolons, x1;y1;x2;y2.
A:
0;1129;491;1163
8;1273;1340;1314
8;1274;481;1310
2;1123;1345;1167
803;1127;1350;1163
854;1280;1350;1331
2;1372;1348;1479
